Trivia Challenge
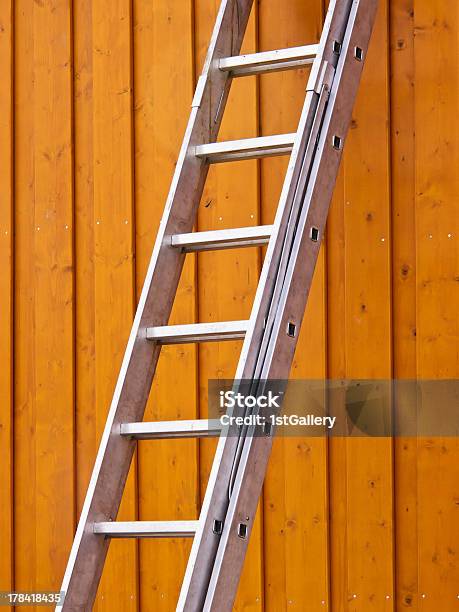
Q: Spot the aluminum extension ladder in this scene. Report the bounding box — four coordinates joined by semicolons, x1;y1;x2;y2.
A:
59;0;378;609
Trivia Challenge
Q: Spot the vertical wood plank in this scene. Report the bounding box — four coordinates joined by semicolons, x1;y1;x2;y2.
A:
14;0;75;605
194;1;263;608
327;169;347;610
414;2;459;607
0;0;13;602
133;1;198;609
328;2;395;609
74;0;97;519
14;0;36;599
258;2;329;610
33;0;75;590
390;0;418;608
390;0;416;381
92;0;138;608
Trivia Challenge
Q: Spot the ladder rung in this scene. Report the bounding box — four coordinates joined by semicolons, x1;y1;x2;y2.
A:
195;134;296;163
120;419;222;440
171;225;273;252
219;44;319;77
94;521;198;538
146;320;249;344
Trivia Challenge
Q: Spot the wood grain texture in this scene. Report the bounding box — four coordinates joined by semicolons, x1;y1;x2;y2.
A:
74;0;97;521
14;2;75;610
14;1;36;600
33;0;75;593
414;2;459;608
259;1;329;610
92;0;138;608
133;1;198;609
328;1;395;609
0;1;13;604
390;0;419;608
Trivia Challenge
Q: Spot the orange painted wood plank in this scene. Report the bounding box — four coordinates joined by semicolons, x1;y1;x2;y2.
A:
414;2;459;608
194;1;263;608
32;0;75;592
0;1;13;602
74;0;97;518
258;1;329;610
327;169;348;610
92;0;138;608
390;0;416;381
33;0;75;596
14;1;75;606
13;1;37;600
133;1;198;609
328;2;394;609
390;1;419;608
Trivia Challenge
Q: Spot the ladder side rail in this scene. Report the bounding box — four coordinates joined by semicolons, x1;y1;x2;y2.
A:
203;2;379;609
177;88;320;612
177;84;321;612
177;1;353;608
250;63;335;383
250;0;357;396
59;1;255;609
225;60;336;500
225;0;355;514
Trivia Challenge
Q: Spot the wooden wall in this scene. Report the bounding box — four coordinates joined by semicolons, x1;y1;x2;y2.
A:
0;0;458;610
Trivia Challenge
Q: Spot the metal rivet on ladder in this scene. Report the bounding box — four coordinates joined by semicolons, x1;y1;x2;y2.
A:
287;322;297;338
354;46;364;61
333;40;342;55
237;523;248;539
310;227;320;242
213;519;223;535
332;135;343;150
